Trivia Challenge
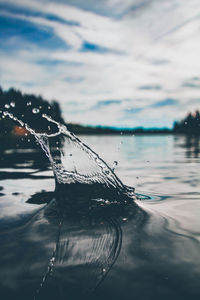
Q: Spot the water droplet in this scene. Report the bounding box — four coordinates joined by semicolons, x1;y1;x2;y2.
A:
50;257;55;266
48;106;51;110
4;104;10;109
25;133;28;136
102;268;106;273
39;106;42;109
10;101;15;107
27;101;32;106
32;108;40;114
122;218;127;222
113;160;118;169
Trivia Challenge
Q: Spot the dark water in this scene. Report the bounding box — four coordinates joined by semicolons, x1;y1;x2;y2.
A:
0;133;200;300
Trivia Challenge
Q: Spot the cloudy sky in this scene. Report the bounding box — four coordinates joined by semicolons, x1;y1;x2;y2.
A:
0;0;200;128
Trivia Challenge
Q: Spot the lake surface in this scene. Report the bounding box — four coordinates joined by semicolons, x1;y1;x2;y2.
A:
0;134;200;300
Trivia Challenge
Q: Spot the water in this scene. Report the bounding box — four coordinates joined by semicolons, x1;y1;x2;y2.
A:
0;118;200;299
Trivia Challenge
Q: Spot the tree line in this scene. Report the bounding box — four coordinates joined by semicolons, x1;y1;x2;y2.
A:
173;110;200;135
0;86;199;136
0;86;65;135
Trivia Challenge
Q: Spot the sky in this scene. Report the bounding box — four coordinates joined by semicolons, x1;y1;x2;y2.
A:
0;0;200;128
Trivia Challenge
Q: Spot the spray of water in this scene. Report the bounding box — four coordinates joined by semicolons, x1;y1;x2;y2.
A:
0;108;139;299
1;110;136;206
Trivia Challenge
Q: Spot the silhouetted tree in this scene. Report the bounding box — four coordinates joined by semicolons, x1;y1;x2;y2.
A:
173;110;200;135
0;86;65;135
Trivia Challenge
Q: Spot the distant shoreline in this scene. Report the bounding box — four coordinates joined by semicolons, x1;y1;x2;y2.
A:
75;130;173;135
75;132;199;136
66;124;173;135
1;87;200;137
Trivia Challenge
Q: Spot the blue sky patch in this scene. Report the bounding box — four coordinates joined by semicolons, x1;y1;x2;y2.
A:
80;41;113;53
182;82;200;88
0;4;80;26
91;100;122;110
0;15;68;50
152;98;178;108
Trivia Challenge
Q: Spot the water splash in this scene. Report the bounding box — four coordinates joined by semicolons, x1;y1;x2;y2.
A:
0;109;138;299
32;108;40;114
112;160;118;171
10;101;15;108
1;110;136;206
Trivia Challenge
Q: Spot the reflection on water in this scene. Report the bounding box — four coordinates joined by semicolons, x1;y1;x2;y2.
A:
0;134;200;299
0;189;142;300
35;201;125;300
178;135;200;158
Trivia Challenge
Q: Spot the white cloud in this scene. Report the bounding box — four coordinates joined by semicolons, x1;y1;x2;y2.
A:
0;0;200;127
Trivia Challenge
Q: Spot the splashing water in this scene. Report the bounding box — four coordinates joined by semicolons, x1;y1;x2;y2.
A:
32;108;40;114
0;108;139;300
1;106;200;300
1;110;136;208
